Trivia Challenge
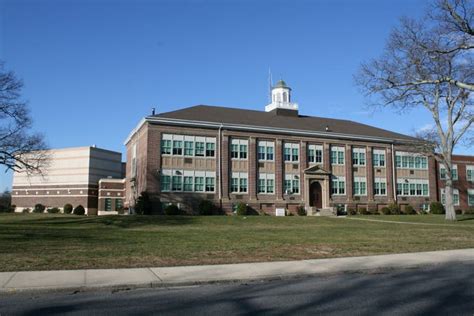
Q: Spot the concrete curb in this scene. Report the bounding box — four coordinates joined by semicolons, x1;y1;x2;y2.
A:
1;248;474;295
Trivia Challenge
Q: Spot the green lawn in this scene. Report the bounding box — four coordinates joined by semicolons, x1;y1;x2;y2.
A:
1;213;474;272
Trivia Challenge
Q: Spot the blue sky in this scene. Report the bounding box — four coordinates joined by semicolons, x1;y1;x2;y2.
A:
0;0;471;191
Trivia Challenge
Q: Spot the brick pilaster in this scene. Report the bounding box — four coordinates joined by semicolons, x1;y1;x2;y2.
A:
249;137;257;200
146;127;161;194
345;145;353;201
221;135;230;200
323;143;331;171
275;139;284;200
386;147;395;202
300;141;308;203
367;146;374;201
428;155;437;202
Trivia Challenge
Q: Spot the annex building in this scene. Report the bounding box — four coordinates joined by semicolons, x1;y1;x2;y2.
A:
125;80;442;215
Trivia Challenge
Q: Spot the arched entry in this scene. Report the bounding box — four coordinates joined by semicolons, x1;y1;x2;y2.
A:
309;181;322;208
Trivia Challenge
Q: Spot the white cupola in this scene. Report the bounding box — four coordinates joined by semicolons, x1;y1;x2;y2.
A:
265;79;299;113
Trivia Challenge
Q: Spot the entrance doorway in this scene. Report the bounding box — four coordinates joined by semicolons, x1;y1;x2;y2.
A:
309;181;322;208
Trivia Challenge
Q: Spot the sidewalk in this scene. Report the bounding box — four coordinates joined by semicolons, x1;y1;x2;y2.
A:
2;248;474;293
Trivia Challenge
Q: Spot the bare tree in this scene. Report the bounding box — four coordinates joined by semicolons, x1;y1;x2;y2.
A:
0;62;49;174
355;0;473;221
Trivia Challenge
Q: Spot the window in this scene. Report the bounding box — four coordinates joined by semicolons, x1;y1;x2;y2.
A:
161;174;171;191
161;169;214;193
395;152;428;170
440;164;458;180
352;148;366;166
374;178;387;196
373;149;386;167
397;179;429;196
467;166;474;182
195;142;205;156
331;176;345;195
308;145;323;164
284;174;300;194
161;140;171;155
105;198;112;211
468;189;474;206
183;176;193;191
184;141;194;156
258;141;275;161
331;146;345;165
258;173;275;194
194;177;204;192
353;177;367;196
284;143;299;162
441;188;460;206
205;177;215;192
231;173;248;193
161;134;215;158
206;142;215;157
172;175;182;191
231;139;248;160
115;199;123;211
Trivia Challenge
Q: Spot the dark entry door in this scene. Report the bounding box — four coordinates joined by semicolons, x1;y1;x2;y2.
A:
309;181;322;208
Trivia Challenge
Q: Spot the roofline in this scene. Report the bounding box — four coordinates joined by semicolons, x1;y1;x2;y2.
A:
124;118;146;145
124;116;423;145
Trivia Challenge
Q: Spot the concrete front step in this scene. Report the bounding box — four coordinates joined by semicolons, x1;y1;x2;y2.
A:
307;207;336;216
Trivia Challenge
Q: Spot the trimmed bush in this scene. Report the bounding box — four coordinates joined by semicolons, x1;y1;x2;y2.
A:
403;205;417;215
164;204;181;215
359;207;369;215
381;207;391;215
347;208;357;216
73;205;86;215
388;203;400;215
22;208;30;213
464;207;474;215
198;200;219;216
63;204;73;214
296;205;307;216
33;203;45;213
430;202;445;214
369;208;380;215
47;207;60;214
236;203;247;216
455;209;463;215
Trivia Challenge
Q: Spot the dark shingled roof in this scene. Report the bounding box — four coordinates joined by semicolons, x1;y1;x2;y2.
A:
151;105;418;142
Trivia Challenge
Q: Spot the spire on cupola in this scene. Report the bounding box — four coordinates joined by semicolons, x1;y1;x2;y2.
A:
265;79;299;115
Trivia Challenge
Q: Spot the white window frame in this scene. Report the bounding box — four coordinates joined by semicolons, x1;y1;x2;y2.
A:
258;173;275;194
231;139;248;160
162;134;216;158
161;169;215;193
439;164;458;180
373;149;386;167
352;148;366;167
284;174;300;195
467;166;474;182
374;177;387;196
396;179;430;197
395;151;428;170
468;189;474;206
353;176;367;196
441;188;460;206
331;146;345;165
284;143;299;162
231;172;248;193
257;141;275;162
308;144;323;164
331;176;346;195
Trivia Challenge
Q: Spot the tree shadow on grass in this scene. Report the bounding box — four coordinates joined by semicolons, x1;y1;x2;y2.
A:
456;215;474;222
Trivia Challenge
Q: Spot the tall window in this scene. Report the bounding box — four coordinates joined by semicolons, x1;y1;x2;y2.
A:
194;177;204;192
258;173;275;194
105;198;112;211
352;148;366;166
205;177;215;192
441;188;460;206
397;179;429;196
206;143;215;157
308;145;323;164
161;169;214;193
258;141;275;161
284;174;300;194
115;199;123;211
195;142;205;156
353;177;367;196
373;149;386;167
184;141;194;156
161;174;171;191
467;166;474;182
284;143;299;162
161;134;216;158
440;164;458;180
231;139;248;160
468;189;474;206
331;176;345;195
374;178;387;195
183;176;193;191
161;140;171;155
172;141;183;155
231;173;248;193
331;146;345;165
172;175;182;191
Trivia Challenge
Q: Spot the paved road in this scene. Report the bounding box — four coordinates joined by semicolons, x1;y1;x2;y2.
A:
1;262;474;315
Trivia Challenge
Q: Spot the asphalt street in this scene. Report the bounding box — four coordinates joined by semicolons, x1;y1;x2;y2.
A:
1;262;474;315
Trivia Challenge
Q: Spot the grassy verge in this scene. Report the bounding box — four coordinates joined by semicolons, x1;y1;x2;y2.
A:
1;213;474;272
